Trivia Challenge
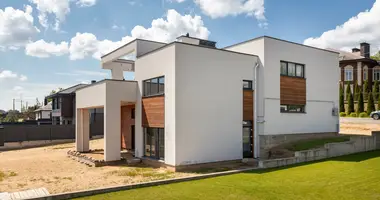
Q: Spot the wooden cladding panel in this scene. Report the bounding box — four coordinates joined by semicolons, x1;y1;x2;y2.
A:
142;96;164;128
280;76;306;105
243;90;254;121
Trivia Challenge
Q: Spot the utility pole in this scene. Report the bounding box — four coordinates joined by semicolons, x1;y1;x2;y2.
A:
13;99;15;111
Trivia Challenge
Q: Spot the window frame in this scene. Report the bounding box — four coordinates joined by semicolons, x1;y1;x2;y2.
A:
143;127;165;160
373;67;380;81
280;104;306;113
345;67;353;81
143;76;165;97
280;61;305;78
243;80;253;90
131;108;135;119
363;66;368;81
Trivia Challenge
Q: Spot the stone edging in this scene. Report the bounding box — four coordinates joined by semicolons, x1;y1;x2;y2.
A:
27;167;258;200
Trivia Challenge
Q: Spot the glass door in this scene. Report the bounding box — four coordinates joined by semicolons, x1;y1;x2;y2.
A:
243;123;253;158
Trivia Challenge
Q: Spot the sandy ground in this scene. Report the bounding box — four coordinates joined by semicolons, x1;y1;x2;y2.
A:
340;118;380;135
0;139;194;194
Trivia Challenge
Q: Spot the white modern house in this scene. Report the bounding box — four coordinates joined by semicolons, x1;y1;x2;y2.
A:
75;35;340;170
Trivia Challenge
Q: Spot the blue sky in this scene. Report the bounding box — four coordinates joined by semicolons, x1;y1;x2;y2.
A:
0;0;378;110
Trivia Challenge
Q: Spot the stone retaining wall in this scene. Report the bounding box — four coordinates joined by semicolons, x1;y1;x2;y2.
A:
259;133;380;169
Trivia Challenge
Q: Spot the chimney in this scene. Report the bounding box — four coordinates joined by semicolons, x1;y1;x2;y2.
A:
91;80;96;84
352;48;360;53
360;42;370;58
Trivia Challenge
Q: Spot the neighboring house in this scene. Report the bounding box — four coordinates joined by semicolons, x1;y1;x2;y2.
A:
34;102;52;125
45;83;91;125
328;43;380;92
75;35;339;170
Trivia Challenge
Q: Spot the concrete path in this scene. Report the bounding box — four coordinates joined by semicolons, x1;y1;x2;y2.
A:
0;188;49;200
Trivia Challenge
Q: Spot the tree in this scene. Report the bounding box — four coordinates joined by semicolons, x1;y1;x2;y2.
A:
345;82;351;100
347;86;354;114
354;81;360;101
47;87;63;103
378;94;380;111
357;88;364;113
371;51;380;61
363;80;369;100
3;110;20;122
339;83;345;113
374;80;379;100
367;92;376;115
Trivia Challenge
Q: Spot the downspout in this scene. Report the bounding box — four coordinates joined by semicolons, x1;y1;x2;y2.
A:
254;62;260;159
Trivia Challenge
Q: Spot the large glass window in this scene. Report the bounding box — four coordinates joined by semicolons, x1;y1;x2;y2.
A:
281;61;305;78
363;66;368;81
143;76;165;97
144;127;165;160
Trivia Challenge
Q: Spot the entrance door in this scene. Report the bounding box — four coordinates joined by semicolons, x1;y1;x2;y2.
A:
243;121;253;158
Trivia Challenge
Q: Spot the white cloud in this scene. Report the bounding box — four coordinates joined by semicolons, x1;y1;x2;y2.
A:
168;0;186;3
27;9;210;60
194;0;265;21
29;0;97;31
76;0;97;7
112;24;126;30
25;40;69;58
19;75;28;81
0;70;18;80
0;5;40;50
304;0;380;54
0;70;28;83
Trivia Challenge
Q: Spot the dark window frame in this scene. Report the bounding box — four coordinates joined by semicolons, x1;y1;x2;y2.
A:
143;76;165;97
243;80;253;90
131;108;135;119
143;127;165;160
280;104;306;113
280;61;305;78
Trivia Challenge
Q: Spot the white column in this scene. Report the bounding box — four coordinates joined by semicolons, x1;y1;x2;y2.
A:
358;62;362;85
104;101;121;161
76;109;90;152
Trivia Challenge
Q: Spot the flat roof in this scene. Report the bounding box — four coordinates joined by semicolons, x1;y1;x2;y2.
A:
100;38;167;59
75;79;137;92
223;35;339;54
138;41;259;59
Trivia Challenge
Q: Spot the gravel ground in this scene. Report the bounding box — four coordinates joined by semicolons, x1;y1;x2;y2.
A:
0;139;194;194
340;118;380;135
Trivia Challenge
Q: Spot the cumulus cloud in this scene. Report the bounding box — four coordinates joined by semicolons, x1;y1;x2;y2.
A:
194;0;265;21
76;0;97;7
0;70;28;82
25;40;69;58
0;5;40;50
304;0;380;54
29;0;97;31
25;9;210;60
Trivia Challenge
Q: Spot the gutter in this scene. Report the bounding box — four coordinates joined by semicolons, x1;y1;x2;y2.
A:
254;62;260;159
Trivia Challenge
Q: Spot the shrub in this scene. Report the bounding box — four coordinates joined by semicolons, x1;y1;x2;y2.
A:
359;112;368;118
350;113;357;117
345;82;351;100
374;80;379;100
339;84;345;113
357;88;364;113
367;92;375;115
340;112;347;117
347;89;354;115
354;81;360;101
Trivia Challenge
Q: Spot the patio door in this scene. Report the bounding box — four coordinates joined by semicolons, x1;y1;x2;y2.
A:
243;121;253;158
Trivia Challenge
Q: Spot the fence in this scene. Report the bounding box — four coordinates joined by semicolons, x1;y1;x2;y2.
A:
0;123;103;146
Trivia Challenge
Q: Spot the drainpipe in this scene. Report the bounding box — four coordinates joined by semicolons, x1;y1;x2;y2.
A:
254;62;259;159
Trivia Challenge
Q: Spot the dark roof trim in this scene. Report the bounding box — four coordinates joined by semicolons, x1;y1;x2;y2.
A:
45;84;87;99
100;39;167;59
176;35;217;43
340;58;379;64
75;79;137;92
137;41;259;59
223;36;339;54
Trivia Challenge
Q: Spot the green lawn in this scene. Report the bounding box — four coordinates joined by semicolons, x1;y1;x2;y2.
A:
285;136;351;151
77;151;380;200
